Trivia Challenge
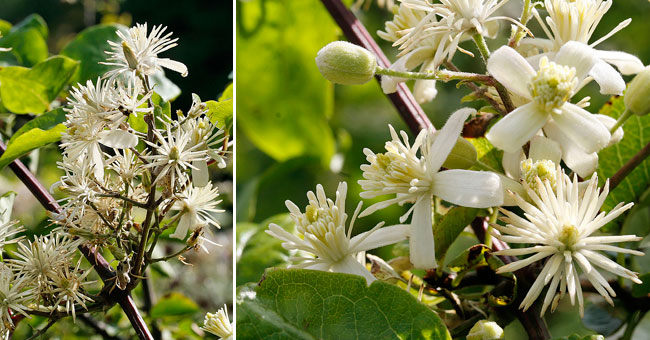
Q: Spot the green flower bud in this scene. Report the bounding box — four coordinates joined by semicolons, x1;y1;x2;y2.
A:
316;41;377;85
121;41;139;70
467;320;504;340
431;132;478;169
625;66;650;116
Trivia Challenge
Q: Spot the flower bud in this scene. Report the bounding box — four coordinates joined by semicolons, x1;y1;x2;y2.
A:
121;41;139;70
625;66;650;116
467;320;504;340
316;41;377;85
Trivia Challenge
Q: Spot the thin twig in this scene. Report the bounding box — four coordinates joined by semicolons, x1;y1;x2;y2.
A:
26;318;58;340
609;139;650;191
78;314;126;340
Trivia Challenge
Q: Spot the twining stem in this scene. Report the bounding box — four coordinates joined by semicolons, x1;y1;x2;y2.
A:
609;138;650;191
508;0;534;48
472;33;515;112
611;109;633;134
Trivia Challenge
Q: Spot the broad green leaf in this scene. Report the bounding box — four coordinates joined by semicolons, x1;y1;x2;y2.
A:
236;214;292;286
61;24;126;84
237;0;336;166
150;292;199;318
206;83;234;131
0;108;67;170
468;137;504;173
433;206;479;263
581;303;625;336
0;56;79;114
597;95;650;212
237;269;451;340
0;14;48;67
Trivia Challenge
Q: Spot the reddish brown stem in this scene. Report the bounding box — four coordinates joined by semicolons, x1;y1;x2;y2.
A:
0;141;153;340
319;0;432;132
609;139;650;191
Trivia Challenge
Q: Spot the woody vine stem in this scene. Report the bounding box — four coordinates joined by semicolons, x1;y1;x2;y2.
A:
0;140;154;340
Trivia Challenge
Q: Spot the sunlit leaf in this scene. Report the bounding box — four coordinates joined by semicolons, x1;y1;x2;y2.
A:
237;269;451;340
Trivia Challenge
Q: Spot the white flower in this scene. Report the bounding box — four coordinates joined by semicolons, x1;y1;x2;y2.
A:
485;42;611;154
493;169;643;317
54;157;102;223
63;78;140;179
66;78;121;124
378;0;512;102
8;234;79;292
116;76;153;118
0;221;24;251
51;259;95;321
266;182;410;283
0;266;32;331
169;183;223;240
202;305;233;340
182;116;229;186
521;0;644;94
103;23;188;80
359;108;503;269
377;4;442;103
144;122;208;187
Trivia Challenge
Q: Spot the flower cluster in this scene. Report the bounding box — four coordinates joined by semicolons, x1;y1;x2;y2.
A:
311;0;648;321
0;22;230;336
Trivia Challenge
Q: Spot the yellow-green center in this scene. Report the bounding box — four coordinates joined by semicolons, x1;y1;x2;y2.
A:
558;224;580;250
529;57;577;112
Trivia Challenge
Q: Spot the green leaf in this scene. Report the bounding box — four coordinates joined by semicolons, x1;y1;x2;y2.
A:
433;207;479;263
0;56;79;114
61;24;126;84
206;83;233;131
150;71;181;102
597;95;650;213
632;273;650;297
468;137;504;173
0;14;48;67
581;303;625;336
150;292;199;318
237;0;336;166
237;269;451;340
0;20;11;36
236;214;292;286
0;108;67;170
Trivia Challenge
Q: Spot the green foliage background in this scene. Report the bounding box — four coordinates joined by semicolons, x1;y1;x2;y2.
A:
236;0;650;339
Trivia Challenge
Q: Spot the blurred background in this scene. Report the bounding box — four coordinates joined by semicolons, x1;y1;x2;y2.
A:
1;0;233;339
236;0;650;338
